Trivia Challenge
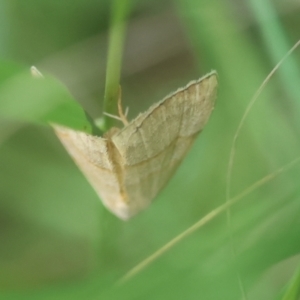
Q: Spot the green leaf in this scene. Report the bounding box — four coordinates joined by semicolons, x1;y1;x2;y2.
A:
0;61;92;133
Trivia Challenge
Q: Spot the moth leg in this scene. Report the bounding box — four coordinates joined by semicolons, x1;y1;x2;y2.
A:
102;86;130;126
118;86;129;126
124;106;129;117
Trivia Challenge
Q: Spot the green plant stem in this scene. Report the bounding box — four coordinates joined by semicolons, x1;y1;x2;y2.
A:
102;0;131;131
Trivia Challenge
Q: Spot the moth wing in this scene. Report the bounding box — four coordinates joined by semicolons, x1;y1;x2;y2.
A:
54;125;131;219
111;72;217;218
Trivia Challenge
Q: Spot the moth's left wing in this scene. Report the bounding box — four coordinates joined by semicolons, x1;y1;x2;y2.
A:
54;125;130;219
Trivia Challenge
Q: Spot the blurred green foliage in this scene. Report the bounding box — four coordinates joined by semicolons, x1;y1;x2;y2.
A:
0;61;92;132
0;0;300;299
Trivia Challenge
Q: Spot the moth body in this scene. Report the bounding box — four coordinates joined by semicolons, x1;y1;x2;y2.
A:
54;71;218;220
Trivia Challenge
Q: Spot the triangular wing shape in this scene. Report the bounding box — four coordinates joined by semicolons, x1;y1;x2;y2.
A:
111;71;217;218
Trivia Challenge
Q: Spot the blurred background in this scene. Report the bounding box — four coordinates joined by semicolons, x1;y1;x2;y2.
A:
1;0;300;299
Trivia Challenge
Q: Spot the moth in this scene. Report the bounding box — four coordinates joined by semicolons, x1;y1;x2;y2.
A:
54;71;218;220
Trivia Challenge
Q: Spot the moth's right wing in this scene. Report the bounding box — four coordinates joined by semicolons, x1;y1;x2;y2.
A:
111;72;218;218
